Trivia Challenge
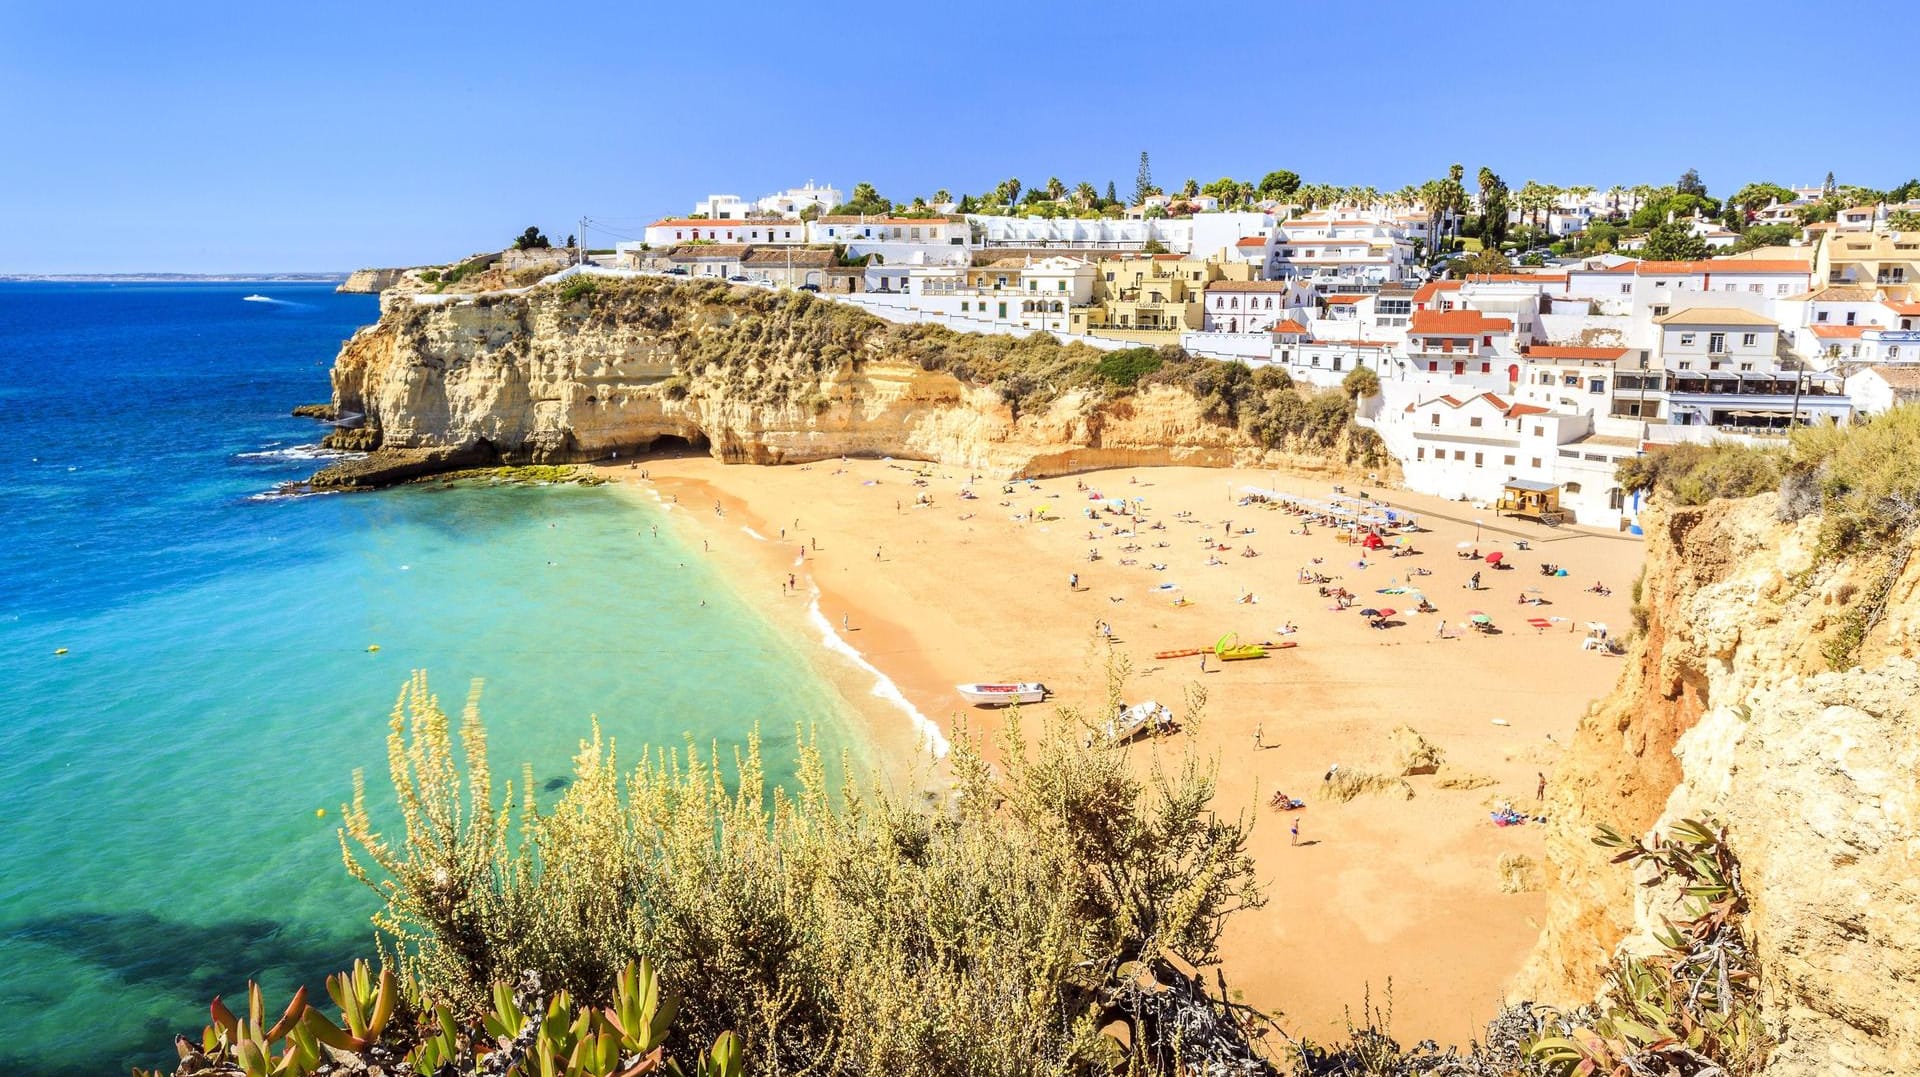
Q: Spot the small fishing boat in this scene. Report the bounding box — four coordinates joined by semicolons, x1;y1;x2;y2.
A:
1097;700;1174;744
1213;633;1267;661
956;682;1047;706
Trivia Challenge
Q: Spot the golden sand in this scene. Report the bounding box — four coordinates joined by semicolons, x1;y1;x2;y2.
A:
594;455;1642;1046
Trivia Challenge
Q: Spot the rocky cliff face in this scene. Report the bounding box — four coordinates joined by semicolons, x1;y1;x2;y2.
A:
1525;494;1920;1075
319;277;1381;484
337;268;408;294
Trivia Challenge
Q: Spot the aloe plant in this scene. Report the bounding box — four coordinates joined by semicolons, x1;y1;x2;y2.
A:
307;958;400;1052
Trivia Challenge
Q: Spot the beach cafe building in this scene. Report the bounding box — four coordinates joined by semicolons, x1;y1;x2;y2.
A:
1496;478;1563;523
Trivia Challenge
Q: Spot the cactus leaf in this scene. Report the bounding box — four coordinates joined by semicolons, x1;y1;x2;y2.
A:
265;985;310;1043
366;965;398;1040
211;995;240;1039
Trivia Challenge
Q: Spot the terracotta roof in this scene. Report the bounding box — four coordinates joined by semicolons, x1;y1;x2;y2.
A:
1235;236;1269;247
1886;301;1920;316
1505;403;1551;417
1412;279;1462;303
668;244;750;259
1526;345;1629;361
741;248;833;267
1301;338;1391;349
1599;259;1810;275
1419;391;1508;411
1209;280;1296;293
1323;293;1369;305
1463;273;1568;283
1410;309;1511;335
1653;307;1777;326
815;215;959;225
1788;285;1878;302
650;218;794;228
1865;366;1920;393
1810;324;1870;339
1270;319;1309;335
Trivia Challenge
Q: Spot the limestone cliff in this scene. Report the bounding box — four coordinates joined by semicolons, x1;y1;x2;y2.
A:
317;276;1384;485
1525;493;1920;1075
337;268;408;294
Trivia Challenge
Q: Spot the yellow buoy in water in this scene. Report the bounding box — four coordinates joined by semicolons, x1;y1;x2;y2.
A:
54;648;68;656
315;808;327;818
367;644;381;653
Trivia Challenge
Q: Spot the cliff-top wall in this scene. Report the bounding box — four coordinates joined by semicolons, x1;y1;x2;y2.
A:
318;276;1385;484
1525;492;1920;1075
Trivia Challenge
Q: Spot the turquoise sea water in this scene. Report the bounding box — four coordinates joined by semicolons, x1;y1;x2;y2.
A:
0;283;864;1075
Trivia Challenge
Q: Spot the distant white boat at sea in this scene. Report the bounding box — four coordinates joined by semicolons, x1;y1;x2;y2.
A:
243;294;274;303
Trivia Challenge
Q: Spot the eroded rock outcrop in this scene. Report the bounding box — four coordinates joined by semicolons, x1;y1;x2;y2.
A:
337;268;408;294
1524;494;1920;1075
317;277;1383;484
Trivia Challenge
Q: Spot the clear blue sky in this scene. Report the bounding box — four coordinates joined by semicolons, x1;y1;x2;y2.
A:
3;1;1914;273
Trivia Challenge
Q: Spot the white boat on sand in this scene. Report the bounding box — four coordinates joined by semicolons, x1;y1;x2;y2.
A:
1096;700;1175;744
957;682;1047;706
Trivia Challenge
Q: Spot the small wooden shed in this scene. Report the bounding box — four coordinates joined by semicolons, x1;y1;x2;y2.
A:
1498;478;1562;522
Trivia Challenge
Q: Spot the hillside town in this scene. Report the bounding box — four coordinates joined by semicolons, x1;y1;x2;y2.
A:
584;168;1920;531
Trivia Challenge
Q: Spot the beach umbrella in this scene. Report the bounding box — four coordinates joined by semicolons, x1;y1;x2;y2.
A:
1406;591;1428;606
1485;551;1504;564
1470;613;1493;624
1376;608;1397;618
1359;608;1380;617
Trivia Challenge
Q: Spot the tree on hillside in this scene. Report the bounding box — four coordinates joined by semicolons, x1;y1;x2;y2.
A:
1450;248;1512;276
1730;223;1798;253
1045;176;1066;201
831;183;891;216
1823;170;1837;198
1477;167;1510;247
1342;366;1381;400
933;188;951;204
1677;168;1707;196
1142;237;1168;254
1135;151;1154;205
1642;220;1710;260
1106;180;1119;206
1259;170;1301;199
1073;181;1097;208
512;226;551;250
997;177;1022;207
1730;182;1794;213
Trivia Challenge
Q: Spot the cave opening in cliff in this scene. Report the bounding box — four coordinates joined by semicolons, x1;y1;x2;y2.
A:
643;434;708;458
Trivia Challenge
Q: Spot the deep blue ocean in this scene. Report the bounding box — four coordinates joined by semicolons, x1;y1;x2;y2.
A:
0;283;863;1075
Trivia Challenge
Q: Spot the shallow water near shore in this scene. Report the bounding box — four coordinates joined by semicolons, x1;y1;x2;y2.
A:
0;282;866;1074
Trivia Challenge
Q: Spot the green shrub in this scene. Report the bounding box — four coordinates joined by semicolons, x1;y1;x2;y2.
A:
558;275;598;302
338;670;1266;1076
1341;366;1380;400
1091;346;1163;387
1614;441;1784;506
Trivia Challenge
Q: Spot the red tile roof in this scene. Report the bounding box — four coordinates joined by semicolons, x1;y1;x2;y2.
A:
1526;345;1629;361
1810;324;1870;338
1235;235;1269;247
1505;403;1550;417
1464;273;1569;283
1323;293;1368;305
1597;259;1811;275
1270;319;1309;335
1411;279;1462;304
1886;301;1920;316
1410;309;1511;335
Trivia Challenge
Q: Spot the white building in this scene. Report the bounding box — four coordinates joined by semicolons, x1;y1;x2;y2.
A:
1844;364;1920;416
756;182;841;218
808;215;969;262
1202;280;1312;333
692;194;754;219
967;213;1196;253
1654;307;1849;431
642;218;808;248
1563;259;1814;316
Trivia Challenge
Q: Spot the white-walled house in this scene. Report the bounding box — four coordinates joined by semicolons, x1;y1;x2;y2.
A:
807;216;969;261
1654;307;1850;431
1563;259;1813;316
693;194;754;219
1844;365;1920;416
967;214;1194;253
1201;280;1311;332
756;182;841;217
643;218;808;247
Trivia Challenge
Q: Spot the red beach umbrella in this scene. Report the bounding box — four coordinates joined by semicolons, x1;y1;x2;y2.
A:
1485;551;1504;564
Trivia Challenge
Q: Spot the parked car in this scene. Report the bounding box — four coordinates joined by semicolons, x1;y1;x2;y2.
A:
726;274;749;282
666;267;687;275
798;283;821;292
753;279;776;288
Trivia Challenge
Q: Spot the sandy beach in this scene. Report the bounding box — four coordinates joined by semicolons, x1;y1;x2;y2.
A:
594;454;1641;1046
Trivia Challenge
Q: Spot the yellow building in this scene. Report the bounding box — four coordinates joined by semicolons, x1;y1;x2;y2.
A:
1813;229;1920;295
1075;255;1258;342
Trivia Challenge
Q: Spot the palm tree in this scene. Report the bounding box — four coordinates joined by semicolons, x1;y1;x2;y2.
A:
1182;178;1200;198
1605;185;1624;217
1046;176;1066;201
1073;182;1097;208
933;188;951;205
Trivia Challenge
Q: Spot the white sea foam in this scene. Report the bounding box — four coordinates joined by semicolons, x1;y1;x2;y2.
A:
807;593;948;759
235;444;363;463
740;525;767;541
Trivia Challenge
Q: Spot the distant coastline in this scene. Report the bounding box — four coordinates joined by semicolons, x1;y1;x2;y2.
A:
0;272;347;282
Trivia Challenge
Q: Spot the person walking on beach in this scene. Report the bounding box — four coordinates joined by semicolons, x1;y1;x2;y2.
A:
1253;723;1264;751
1536;771;1547;803
1290;817;1300;846
1069;572;1079;591
788;573;796;591
1199;653;1208;673
874;547;882;561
